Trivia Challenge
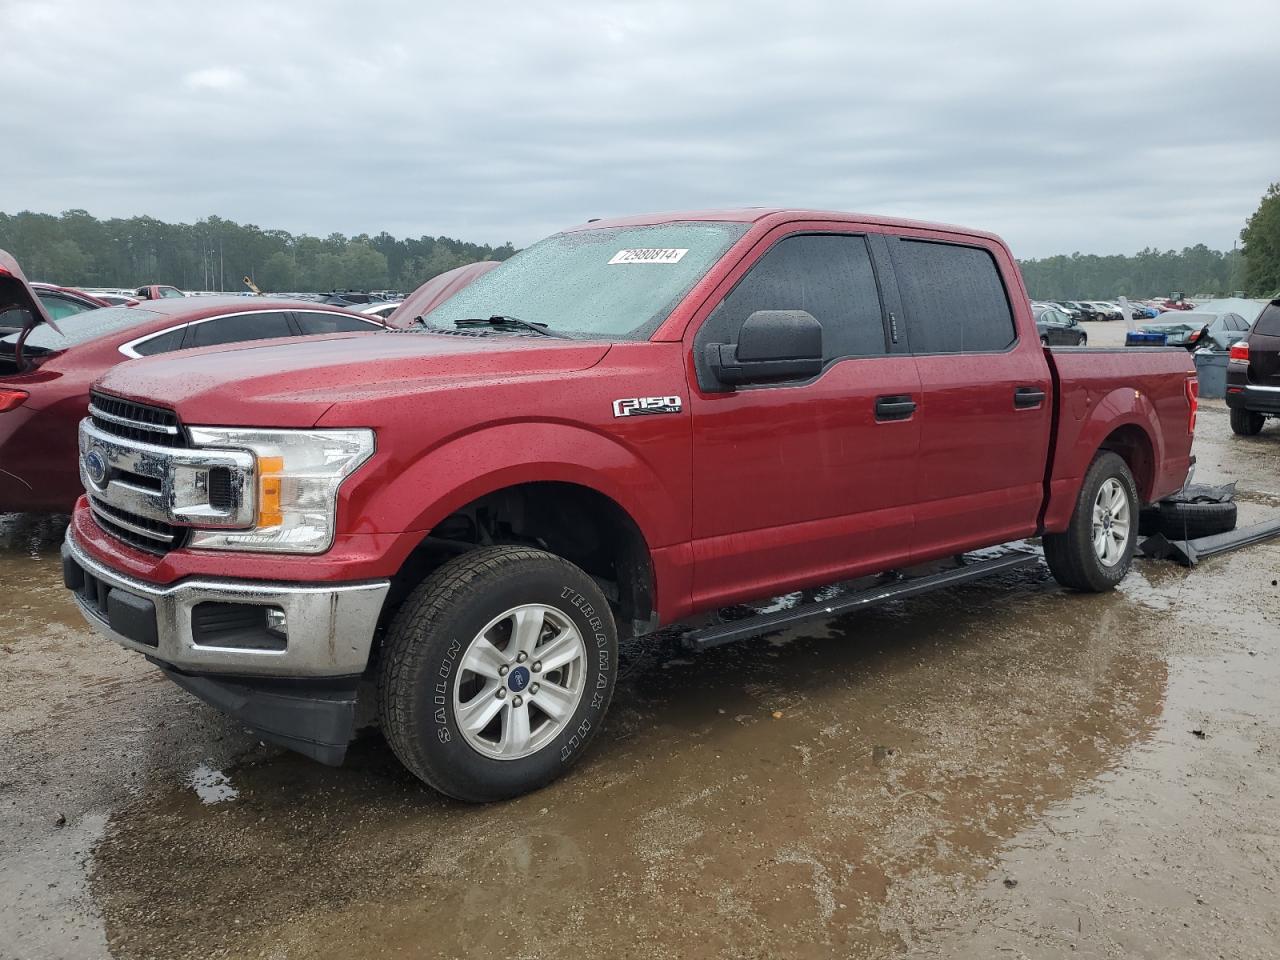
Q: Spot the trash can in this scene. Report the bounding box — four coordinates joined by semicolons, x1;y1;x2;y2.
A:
1126;331;1167;346
1193;349;1228;399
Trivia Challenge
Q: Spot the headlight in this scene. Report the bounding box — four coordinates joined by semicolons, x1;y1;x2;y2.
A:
185;427;374;554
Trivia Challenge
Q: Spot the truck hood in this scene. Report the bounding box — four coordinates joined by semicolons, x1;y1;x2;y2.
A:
94;330;613;427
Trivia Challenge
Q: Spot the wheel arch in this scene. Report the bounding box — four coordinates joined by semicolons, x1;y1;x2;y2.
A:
386;479;658;639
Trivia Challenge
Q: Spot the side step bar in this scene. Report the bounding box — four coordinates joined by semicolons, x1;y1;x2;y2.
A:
683;550;1040;651
1139;518;1280;567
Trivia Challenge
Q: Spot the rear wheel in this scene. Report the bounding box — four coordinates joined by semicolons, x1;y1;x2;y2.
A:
1039;335;1049;346
1043;451;1138;592
1230;408;1265;436
1078;332;1088;346
378;546;617;801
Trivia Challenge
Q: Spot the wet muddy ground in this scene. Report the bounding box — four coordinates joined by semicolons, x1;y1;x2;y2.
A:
2;391;1278;959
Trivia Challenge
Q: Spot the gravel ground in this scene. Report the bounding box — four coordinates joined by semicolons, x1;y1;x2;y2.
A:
1;345;1277;958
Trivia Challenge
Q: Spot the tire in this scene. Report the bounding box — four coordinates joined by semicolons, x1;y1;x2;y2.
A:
1043;451;1139;592
1230;408;1265;437
1078;333;1088;346
1154;499;1237;539
378;546;618;802
1040;335;1049;346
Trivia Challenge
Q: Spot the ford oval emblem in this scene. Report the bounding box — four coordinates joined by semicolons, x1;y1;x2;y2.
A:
84;450;107;487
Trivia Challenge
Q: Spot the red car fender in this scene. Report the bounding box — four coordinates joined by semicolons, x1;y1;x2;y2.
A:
363;421;677;547
1041;386;1166;533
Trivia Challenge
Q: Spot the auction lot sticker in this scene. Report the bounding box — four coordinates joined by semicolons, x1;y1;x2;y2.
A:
608;248;688;264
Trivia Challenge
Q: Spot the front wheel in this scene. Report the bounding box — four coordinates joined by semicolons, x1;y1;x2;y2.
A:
1078;333;1088;346
1043;451;1139;592
378;546;618;801
1230;408;1265;436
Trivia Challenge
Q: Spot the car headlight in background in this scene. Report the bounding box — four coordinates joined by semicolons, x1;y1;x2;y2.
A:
185;427;375;554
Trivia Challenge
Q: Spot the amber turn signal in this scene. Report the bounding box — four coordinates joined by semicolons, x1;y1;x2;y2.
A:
257;455;285;527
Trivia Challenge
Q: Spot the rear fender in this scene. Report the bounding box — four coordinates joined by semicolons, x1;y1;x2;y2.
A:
1042;386;1164;532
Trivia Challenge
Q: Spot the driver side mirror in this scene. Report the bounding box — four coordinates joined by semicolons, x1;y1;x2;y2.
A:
706;310;823;388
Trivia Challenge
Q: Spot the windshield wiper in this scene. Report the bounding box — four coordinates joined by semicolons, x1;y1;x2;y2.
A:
454;315;559;338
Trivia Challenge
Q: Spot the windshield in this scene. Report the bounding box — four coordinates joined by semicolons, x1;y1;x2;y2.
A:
0;305;162;350
419;222;750;339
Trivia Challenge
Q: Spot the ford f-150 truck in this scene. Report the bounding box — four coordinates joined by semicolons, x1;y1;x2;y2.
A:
56;209;1198;801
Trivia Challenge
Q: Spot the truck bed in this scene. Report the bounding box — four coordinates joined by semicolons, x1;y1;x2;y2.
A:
1042;345;1196;532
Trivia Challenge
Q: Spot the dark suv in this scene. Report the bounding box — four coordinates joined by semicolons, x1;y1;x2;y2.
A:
1226;298;1280;435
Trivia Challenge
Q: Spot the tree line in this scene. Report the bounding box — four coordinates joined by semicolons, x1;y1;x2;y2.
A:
1017;244;1248;301
0;210;516;294
2;185;1278;299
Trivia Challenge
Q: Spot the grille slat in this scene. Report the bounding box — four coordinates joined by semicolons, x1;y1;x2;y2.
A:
88;392;185;448
90;497;188;555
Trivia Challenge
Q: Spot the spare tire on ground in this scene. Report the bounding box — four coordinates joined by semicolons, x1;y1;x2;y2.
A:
1141;482;1239;540
1152;499;1238;539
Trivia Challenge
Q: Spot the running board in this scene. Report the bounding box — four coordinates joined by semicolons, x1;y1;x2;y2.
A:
683;550;1040;651
1139;518;1280;567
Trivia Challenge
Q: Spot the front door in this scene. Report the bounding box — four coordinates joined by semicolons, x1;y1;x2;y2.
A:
686;228;921;611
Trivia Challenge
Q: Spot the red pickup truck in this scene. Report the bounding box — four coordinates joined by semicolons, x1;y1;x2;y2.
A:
58;209;1197;801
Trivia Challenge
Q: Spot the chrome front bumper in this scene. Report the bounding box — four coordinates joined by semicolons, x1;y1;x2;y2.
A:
63;529;390;677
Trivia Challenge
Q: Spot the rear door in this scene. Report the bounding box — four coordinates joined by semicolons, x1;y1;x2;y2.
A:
1050;308;1078;344
1247;301;1280;386
885;234;1052;561
687;226;921;609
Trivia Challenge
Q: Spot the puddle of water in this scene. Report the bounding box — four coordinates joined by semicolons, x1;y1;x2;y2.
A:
186;764;240;805
0;812;109;960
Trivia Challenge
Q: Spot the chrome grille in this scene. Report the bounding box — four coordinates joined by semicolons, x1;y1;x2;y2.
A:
89;392;185;448
89;496;186;555
78;411;258;556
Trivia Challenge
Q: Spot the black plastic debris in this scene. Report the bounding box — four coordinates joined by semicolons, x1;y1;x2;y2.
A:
1140;518;1280;567
1166;482;1237;504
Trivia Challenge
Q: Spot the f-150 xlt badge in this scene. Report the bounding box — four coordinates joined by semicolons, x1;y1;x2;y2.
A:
612;396;683;417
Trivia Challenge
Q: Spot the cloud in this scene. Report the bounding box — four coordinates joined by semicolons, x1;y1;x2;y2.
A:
0;0;1275;257
182;67;247;92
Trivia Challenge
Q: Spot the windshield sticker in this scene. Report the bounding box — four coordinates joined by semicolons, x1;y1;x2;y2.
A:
608;248;689;265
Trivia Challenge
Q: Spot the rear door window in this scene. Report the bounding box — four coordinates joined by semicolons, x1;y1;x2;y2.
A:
131;327;188;355
294;311;381;334
891;239;1016;354
1252;303;1280;336
188;311;295;348
701;233;887;364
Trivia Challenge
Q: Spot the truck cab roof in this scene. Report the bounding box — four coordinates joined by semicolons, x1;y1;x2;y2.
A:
564;208;1004;244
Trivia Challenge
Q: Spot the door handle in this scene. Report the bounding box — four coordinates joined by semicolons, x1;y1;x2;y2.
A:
875;394;917;421
1014;386;1046;409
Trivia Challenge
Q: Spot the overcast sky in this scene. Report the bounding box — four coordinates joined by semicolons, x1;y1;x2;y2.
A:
2;0;1276;258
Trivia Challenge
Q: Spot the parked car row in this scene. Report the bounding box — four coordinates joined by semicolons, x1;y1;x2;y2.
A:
0;257;495;514
1048;299;1169;322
